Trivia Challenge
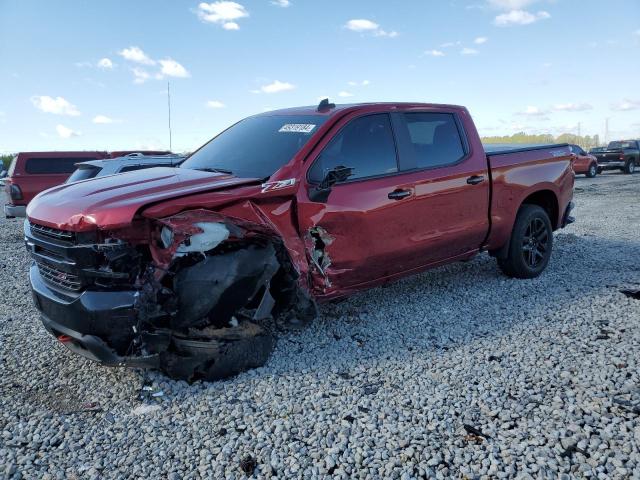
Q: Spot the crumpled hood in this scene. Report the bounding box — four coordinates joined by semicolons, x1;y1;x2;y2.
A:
26;167;260;231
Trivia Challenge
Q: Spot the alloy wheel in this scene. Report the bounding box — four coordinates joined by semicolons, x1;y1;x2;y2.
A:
521;217;549;268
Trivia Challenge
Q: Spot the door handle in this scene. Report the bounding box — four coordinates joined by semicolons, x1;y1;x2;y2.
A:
388;189;412;200
466;175;485;185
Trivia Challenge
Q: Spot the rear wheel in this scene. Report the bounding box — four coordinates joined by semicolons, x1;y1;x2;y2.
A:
497;205;553;279
586;163;597;178
623;159;636;175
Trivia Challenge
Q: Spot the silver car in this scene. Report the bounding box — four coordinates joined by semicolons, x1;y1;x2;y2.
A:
66;153;185;183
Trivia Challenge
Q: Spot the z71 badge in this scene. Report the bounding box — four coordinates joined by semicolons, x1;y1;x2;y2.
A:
261;178;296;193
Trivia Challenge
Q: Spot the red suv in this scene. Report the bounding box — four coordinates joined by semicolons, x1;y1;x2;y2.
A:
4;151;171;217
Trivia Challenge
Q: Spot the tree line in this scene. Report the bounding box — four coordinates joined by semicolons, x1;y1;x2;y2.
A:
481;132;601;149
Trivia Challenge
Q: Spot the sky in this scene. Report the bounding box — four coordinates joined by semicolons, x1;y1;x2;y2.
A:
1;0;639;154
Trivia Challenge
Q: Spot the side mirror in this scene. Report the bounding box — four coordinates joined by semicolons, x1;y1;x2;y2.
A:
309;165;354;203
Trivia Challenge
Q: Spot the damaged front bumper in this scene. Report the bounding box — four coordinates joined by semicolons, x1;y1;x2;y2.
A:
30;264;158;367
25;213;316;382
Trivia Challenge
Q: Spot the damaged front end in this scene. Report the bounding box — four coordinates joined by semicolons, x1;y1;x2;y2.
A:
26;210;316;382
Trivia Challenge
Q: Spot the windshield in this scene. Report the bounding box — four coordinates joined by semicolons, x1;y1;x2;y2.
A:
180;115;327;178
608;141;635;149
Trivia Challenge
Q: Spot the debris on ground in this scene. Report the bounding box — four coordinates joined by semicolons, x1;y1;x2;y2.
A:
131;404;162;416
620;288;640;300
463;424;491;440
239;455;257;476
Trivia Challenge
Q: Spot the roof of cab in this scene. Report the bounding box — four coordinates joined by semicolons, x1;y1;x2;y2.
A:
254;102;466;117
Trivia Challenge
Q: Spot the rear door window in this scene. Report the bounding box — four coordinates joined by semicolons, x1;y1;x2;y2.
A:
25;157;95;174
308;114;398;183
119;164;163;173
67;166;102;182
402;113;466;169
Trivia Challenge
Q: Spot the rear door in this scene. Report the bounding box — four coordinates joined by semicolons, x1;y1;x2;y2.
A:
390;110;490;264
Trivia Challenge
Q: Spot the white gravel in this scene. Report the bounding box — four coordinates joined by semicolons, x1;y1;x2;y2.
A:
1;172;639;479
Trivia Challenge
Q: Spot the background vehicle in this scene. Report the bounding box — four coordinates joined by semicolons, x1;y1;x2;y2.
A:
590;140;639;174
4;151;107;217
25;102;574;382
4;150;172;217
569;144;598;178
66;153;184;183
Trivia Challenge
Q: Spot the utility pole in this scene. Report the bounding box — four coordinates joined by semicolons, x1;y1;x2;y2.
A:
167;82;173;151
604;118;609;145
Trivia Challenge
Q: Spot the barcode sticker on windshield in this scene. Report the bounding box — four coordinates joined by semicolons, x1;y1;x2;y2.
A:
279;124;316;133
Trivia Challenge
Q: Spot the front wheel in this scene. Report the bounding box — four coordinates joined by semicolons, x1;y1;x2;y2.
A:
497;205;553;279
623;159;636;175
586;163;597;178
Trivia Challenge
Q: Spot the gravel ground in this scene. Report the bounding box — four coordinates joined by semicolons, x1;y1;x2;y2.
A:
1;172;639;479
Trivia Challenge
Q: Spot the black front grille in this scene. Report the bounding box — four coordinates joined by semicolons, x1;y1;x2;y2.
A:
29;222;75;243
36;262;83;292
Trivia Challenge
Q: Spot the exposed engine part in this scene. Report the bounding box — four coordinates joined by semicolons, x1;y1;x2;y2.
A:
174;222;230;255
171;243;279;329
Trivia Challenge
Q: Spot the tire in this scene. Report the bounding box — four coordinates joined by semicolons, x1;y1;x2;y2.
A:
623;159;636;175
160;322;275;383
497;205;553;279
585;163;597;178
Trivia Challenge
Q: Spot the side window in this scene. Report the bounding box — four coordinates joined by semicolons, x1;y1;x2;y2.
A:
308;114;398;183
571;145;585;155
403;113;465;169
120;164;161;173
25;157;94;174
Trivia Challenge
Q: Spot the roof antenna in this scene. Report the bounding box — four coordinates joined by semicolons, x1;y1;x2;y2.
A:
167;82;173;152
317;98;335;112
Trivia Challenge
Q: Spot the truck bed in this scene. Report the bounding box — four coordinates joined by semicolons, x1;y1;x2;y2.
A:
484;143;574;251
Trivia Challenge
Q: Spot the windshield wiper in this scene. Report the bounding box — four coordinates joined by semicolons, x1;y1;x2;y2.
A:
193;167;234;175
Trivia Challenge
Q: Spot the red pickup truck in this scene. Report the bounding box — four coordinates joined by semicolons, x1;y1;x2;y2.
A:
4;150;170;217
25;102;575;381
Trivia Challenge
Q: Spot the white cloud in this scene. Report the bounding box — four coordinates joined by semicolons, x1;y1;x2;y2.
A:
271;0;290;6
553;103;593;112
338;91;354;98
344;19;397;38
158;59;190;78
440;41;461;48
31;96;80;116
132;68;151;84
612;99;640;112
92;115;114;124
196;1;249;30
97;58;114;69
495;10;550;26
56;124;80;138
252;80;295;94
461;47;479;55
518;106;549;117
474;36;488;44
205;100;226;108
345;19;379;32
634;29;640;37
348;80;370;86
119;46;155;65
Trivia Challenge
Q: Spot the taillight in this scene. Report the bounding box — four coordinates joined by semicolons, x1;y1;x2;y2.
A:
619;154;625;160
9;184;22;201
